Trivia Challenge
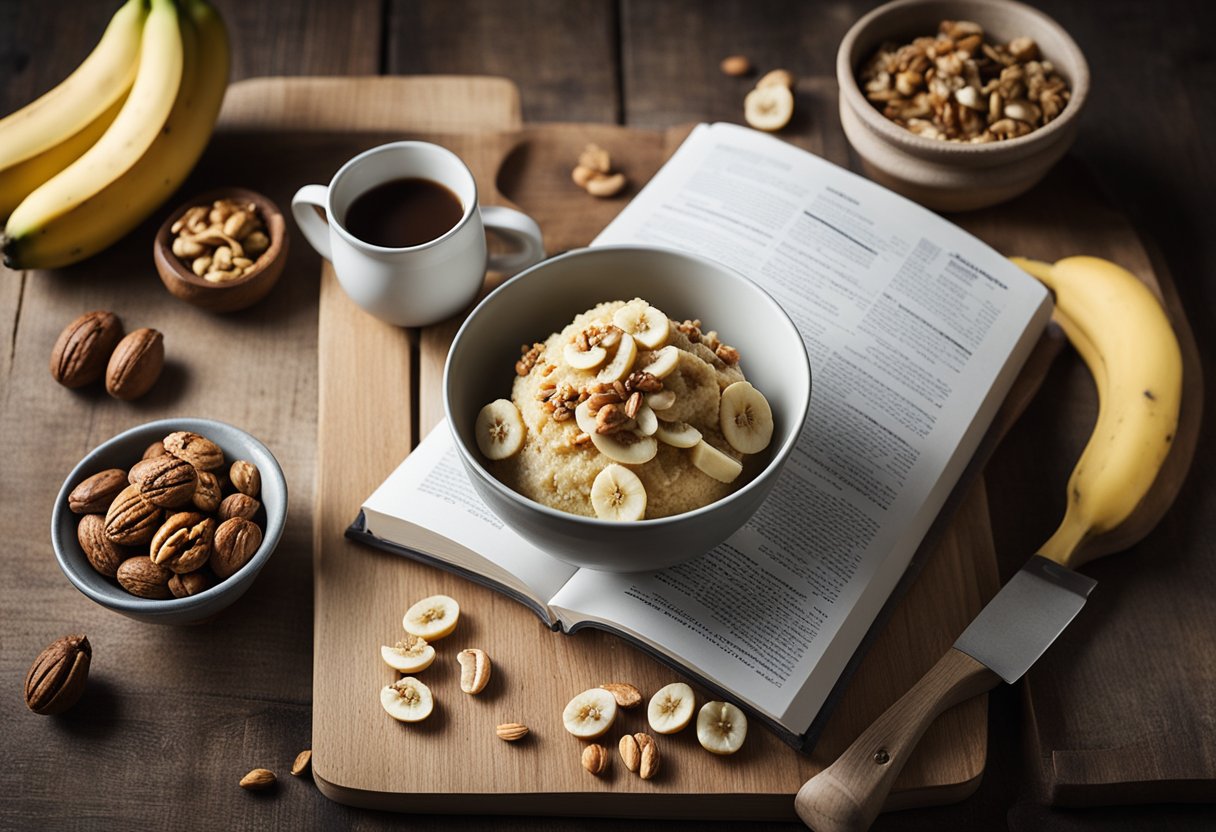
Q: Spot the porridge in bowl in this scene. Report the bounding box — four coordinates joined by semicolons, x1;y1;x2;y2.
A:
474;298;774;521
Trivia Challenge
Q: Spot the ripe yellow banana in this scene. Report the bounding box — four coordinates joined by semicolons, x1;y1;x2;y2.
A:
0;0;147;219
1011;255;1183;568
3;0;230;271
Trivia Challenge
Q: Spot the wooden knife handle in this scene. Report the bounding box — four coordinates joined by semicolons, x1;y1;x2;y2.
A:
795;648;1001;832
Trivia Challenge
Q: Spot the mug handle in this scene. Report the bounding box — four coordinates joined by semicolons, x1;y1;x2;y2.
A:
481;205;545;275
291;184;332;261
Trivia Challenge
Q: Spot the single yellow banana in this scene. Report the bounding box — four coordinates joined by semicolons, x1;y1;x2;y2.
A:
1011;256;1182;568
3;0;194;270
0;0;147;219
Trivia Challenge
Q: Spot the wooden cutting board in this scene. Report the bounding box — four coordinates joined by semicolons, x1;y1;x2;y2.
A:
217;76;1200;818
215;76;997;819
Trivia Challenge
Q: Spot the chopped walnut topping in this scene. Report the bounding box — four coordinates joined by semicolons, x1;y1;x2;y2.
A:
624;391;643;419
624;371;663;394
715;344;741;365
857;19;1071;143
676;319;703;342
538;381;585;422
573;432;592;446
516;342;544;376
541;363;557;377
595;403;629;434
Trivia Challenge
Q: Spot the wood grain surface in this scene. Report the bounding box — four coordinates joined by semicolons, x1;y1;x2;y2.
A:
2;1;1214;831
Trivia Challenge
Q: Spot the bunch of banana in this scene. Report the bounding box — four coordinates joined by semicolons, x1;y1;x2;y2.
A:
1011;255;1183;567
1;0;229;271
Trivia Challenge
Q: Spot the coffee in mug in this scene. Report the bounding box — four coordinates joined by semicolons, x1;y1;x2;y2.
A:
343;177;464;248
291;141;545;327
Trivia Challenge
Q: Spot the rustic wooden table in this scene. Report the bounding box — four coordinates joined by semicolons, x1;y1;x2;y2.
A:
2;2;1213;830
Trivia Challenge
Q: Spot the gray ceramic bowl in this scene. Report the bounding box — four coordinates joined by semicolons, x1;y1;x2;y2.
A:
444;245;811;572
52;418;287;624
837;0;1089;211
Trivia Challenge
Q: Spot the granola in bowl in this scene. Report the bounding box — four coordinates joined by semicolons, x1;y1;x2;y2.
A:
473;299;775;521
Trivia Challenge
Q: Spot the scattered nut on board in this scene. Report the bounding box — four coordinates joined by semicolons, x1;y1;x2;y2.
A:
600;682;643;709
582;743;609;775
571;143;628;198
618;733;640;772
744;68;796;132
496;722;530;741
290;750;312;777
239;768;276;791
720;54;751;76
457;647;492;694
635;732;660;780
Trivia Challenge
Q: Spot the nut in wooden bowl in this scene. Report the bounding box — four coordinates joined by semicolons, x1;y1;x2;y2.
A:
153;187;288;313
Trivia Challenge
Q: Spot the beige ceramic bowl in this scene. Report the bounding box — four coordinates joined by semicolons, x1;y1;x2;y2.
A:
837;0;1089;211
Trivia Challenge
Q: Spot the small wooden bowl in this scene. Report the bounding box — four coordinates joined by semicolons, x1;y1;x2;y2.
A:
154;187;288;313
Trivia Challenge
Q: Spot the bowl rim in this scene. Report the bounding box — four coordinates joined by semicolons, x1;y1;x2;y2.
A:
51;417;288;614
153;187;287;291
443;243;812;529
836;0;1090;157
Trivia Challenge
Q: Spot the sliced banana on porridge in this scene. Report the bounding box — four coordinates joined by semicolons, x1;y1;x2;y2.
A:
719;381;774;454
380;677;434;723
596;332;638;383
475;399;525;460
380;635;436;673
690;439;743;484
590;464;647;521
654;419;702;449
646;389;676;411
638;344;680;379
613;299;670;349
563;341;608;370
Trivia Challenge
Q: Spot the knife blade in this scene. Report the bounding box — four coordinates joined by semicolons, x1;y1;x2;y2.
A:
795;554;1097;832
953;555;1097;684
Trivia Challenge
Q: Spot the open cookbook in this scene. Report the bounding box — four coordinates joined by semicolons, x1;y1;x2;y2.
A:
349;122;1052;749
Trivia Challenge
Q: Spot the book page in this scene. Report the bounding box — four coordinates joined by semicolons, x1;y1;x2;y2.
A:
363;425;578;608
551;122;1051;730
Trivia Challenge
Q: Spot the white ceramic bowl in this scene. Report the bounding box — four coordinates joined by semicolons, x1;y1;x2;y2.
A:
51;418;287;625
837;0;1089;211
444;245;811;572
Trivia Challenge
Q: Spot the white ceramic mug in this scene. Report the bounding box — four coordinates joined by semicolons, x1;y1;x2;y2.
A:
292;141;544;327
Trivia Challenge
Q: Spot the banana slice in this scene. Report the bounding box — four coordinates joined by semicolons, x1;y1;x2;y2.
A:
403;594;460;640
696;701;748;755
590;428;658;465
635;404;658;436
690;440;743;483
648;682;695;734
719;381;774;454
639;345;680;379
380;636;436;673
596;332;638;383
590;464;647;521
574;399;599;435
474;399;525;460
562;687;619;738
744;84;794;132
613;301;670;349
563;342;608;370
654;419;702;449
646;390;676;411
380;677;434;723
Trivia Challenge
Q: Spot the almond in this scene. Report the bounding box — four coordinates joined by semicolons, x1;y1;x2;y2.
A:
635;732;660;780
496;723;529;742
457;648;491;694
239;768;276;791
290;750;312;777
619;733;640;772
105;328;164;400
581;743;608;775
